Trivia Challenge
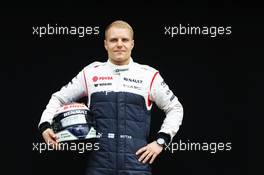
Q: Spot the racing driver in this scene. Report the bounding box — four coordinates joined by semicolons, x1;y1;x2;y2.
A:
38;20;184;175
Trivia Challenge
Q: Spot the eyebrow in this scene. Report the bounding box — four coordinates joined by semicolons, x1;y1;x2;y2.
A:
108;37;131;41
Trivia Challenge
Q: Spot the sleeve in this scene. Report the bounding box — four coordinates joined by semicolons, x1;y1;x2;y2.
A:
38;68;88;130
150;72;183;143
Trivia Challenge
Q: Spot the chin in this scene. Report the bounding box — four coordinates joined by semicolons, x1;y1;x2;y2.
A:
114;57;125;62
110;54;129;63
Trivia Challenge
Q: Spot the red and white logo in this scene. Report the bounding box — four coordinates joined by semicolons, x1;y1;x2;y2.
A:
93;76;99;82
92;76;113;82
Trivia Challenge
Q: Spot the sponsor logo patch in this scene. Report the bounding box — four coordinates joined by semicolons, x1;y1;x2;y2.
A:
124;77;143;83
92;76;113;82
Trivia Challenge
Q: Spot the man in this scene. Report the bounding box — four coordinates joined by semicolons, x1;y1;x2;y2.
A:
39;20;183;175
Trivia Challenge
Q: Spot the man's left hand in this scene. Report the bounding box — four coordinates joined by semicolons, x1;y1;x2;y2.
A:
135;141;163;164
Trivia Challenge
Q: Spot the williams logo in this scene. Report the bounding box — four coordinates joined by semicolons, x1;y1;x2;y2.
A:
124;77;143;83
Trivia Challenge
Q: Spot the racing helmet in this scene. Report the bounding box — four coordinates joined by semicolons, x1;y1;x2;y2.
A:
51;103;96;142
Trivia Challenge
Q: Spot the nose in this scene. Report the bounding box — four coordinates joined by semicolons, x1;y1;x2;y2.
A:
117;39;123;47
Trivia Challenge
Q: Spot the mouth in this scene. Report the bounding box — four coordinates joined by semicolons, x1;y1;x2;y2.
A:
114;50;125;53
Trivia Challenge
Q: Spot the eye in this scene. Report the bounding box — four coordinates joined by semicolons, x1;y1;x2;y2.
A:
122;38;129;42
109;38;118;42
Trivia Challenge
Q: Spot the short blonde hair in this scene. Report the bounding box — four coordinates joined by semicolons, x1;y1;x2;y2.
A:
105;20;134;39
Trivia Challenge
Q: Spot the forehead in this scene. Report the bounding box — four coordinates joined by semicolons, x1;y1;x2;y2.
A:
106;27;132;39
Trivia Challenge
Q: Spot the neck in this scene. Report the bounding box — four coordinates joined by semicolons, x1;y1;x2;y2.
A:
109;58;130;66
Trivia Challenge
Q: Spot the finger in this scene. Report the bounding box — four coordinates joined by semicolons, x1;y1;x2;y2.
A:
48;131;58;140
149;153;158;164
142;152;153;164
136;146;147;155
42;130;60;150
45;133;58;143
52;134;59;143
43;130;55;141
47;131;59;144
138;150;150;162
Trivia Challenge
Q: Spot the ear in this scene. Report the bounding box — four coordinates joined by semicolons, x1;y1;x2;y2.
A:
104;40;108;50
131;40;134;49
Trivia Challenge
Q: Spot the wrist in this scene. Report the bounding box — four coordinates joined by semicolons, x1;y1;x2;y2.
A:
156;138;165;148
156;132;171;146
39;122;51;134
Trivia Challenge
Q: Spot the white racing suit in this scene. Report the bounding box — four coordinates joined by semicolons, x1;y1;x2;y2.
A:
39;58;183;175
